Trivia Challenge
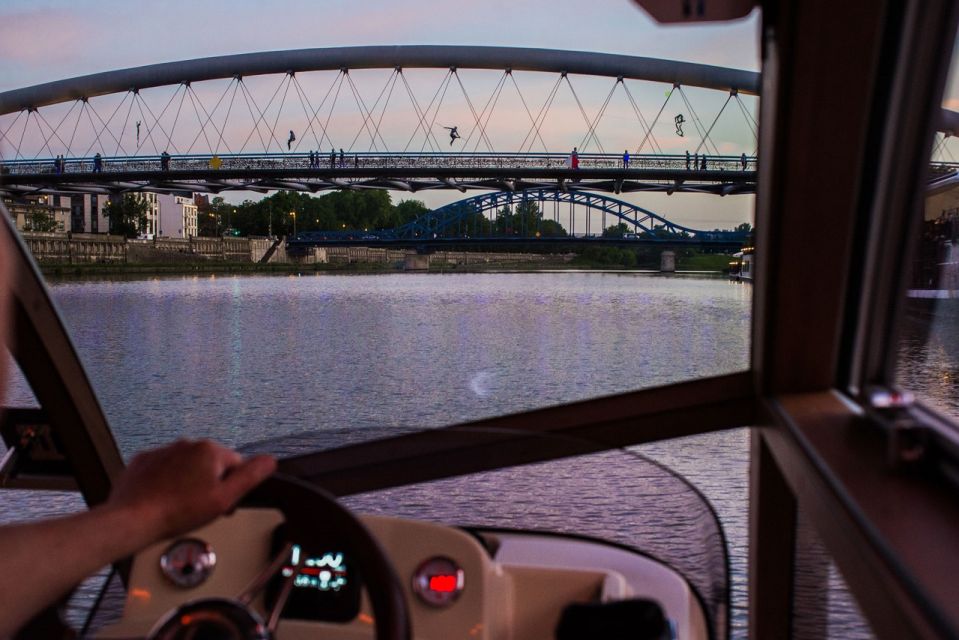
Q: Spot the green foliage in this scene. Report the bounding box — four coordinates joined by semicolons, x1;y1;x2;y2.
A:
212;191;426;237
641;224;691;240
103;194;148;238
487;200;568;237
23;207;58;232
602;222;630;238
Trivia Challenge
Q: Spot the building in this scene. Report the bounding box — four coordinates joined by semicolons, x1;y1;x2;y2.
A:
157;193;198;238
3;195;72;233
133;192;160;238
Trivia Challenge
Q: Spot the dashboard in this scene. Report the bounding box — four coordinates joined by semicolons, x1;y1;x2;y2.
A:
97;508;707;639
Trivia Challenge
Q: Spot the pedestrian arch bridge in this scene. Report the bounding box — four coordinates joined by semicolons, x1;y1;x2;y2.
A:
1;45;955;198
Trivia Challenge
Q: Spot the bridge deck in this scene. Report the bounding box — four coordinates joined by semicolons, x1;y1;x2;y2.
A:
0;152;759;195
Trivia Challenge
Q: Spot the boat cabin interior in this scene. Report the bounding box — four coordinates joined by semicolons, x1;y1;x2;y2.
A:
2;0;959;638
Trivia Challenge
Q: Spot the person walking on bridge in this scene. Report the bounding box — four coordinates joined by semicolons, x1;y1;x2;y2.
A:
93;153;102;173
741;153;748;171
571;147;579;170
686;150;691;170
623;150;630;169
330;148;335;169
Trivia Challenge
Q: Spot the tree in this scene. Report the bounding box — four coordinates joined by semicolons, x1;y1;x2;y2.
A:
24;207;58;232
603;222;630;238
103;195;148;238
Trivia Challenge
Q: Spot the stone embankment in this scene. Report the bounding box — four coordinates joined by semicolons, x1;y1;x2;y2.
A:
18;232;569;270
20;232;281;265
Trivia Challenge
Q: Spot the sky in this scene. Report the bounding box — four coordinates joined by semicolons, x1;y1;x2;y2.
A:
0;0;766;229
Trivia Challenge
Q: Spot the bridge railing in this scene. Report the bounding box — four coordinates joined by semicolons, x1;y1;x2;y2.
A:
0;151;763;177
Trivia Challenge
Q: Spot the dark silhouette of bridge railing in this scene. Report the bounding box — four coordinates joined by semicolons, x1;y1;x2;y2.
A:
0;151;759;196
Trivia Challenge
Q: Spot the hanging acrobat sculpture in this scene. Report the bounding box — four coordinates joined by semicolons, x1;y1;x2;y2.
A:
674;114;686;136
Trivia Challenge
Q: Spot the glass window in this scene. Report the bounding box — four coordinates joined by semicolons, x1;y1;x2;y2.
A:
897;38;959;420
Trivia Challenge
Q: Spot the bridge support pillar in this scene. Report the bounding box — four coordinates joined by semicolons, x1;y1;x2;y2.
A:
660;250;676;273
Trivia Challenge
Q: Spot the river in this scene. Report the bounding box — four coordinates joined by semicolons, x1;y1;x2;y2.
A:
0;271;875;638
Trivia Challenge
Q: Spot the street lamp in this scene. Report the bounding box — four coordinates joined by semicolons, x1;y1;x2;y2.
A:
290;211;296;237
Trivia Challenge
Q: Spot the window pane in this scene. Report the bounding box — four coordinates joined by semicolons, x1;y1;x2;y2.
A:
898;38;959;419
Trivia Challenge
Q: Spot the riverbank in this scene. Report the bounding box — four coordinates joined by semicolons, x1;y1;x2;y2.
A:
40;260;729;277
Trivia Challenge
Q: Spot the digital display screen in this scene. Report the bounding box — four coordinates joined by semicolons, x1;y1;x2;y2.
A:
283;546;348;592
268;529;362;622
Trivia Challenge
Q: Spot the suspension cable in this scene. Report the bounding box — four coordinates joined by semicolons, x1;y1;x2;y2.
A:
637;86;675;155
267;74;294;154
453;70;494;152
134;92;166;155
509;73;549;153
564;75;606;154
677;86;712;154
114;91;137;156
184;89;214;154
81;99;104;154
470;72;508;153
137;88;184;154
420;70;453;153
578;78;619;152
367;71;399;153
32;111;60;160
734;93;758;137
399;70;446;153
15;110;36;160
32;107;72;159
64;101;87;158
692;92;732;156
318;72;346;153
237;73;291;153
290;73;334;151
214;80;241;155
34;102;78;157
81;93;133;158
137;84;191;155
519;74;562;154
678;86;720;156
344;70;391;152
187;81;236;155
461;71;506;152
164;84;189;155
236;79;275;153
622;81;662;154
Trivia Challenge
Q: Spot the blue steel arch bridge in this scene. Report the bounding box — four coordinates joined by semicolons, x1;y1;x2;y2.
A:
289;188;748;249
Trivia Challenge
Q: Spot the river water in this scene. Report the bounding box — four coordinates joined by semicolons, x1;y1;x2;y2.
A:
0;271;873;638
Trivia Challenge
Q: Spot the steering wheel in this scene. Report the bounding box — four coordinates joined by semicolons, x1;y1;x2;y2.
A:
147;473;411;640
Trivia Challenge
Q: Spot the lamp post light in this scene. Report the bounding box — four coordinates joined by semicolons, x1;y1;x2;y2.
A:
290;211;296;237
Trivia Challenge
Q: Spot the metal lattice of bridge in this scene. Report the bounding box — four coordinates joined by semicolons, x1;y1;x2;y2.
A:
289;188;749;248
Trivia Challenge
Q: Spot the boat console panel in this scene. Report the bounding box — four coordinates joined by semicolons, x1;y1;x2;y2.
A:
97;508;706;639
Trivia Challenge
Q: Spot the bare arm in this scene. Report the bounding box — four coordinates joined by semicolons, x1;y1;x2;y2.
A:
0;439;275;637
